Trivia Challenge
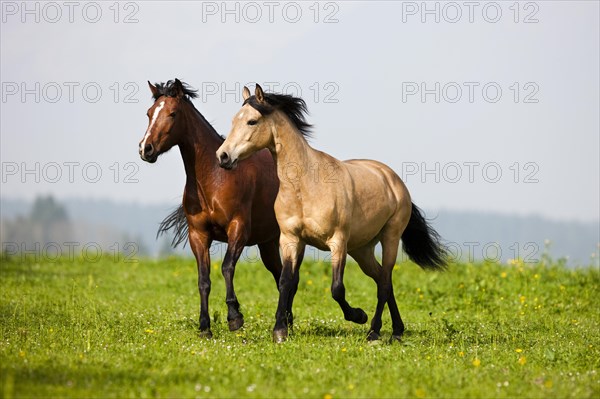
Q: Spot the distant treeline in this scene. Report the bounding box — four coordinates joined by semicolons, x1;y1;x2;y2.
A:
1;196;598;266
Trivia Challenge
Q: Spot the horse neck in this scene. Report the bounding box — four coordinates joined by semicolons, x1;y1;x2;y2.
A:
177;104;223;189
270;113;314;184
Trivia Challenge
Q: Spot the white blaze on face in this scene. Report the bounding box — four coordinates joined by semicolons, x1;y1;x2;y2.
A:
141;100;165;156
237;111;244;119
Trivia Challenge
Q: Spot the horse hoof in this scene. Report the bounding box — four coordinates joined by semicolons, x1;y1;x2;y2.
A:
356;309;368;324
273;329;288;343
228;317;244;331
389;334;402;344
345;308;368;324
199;329;213;339
366;330;380;341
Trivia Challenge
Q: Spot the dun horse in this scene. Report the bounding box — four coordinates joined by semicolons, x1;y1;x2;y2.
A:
217;85;447;342
138;79;285;337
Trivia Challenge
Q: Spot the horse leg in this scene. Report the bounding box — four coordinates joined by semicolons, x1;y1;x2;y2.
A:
222;220;249;331
350;244;405;341
285;250;304;328
258;239;282;286
189;229;213;338
387;283;405;342
273;234;305;343
259;240;295;326
368;228;403;341
349;244;381;332
330;239;368;325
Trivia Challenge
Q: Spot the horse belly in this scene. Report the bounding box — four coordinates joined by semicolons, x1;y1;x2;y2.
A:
299;217;335;251
346;206;391;250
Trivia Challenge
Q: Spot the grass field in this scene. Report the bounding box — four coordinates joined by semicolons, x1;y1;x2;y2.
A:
1;253;598;398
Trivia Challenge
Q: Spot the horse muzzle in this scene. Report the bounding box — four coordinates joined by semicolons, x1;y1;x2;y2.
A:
217;151;238;170
139;143;158;163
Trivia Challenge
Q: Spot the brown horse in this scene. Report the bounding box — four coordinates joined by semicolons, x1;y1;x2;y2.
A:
217;85;447;342
138;79;284;337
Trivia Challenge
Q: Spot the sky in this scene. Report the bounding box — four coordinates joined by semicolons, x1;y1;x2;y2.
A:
1;1;599;223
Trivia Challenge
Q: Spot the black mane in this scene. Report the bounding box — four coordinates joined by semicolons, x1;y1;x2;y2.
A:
244;92;313;138
152;80;198;101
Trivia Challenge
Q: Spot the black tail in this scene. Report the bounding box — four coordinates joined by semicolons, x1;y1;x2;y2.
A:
402;203;447;270
157;205;189;248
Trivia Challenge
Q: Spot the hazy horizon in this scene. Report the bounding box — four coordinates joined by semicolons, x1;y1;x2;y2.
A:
2;192;598;225
2;194;598;266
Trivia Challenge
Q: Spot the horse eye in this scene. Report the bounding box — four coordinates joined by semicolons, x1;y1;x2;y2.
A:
170;112;177;118
247;120;258;126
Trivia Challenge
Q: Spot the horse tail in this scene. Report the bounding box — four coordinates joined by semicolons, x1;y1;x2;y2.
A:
157;205;189;248
401;203;447;271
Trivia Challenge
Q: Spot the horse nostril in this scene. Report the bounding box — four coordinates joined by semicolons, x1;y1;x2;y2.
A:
219;152;230;164
144;143;154;155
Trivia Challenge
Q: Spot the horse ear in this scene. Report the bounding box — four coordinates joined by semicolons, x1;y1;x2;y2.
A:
148;81;159;98
242;86;251;101
255;84;265;102
173;78;184;98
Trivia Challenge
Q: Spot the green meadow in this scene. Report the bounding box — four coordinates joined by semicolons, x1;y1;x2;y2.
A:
1;254;598;398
